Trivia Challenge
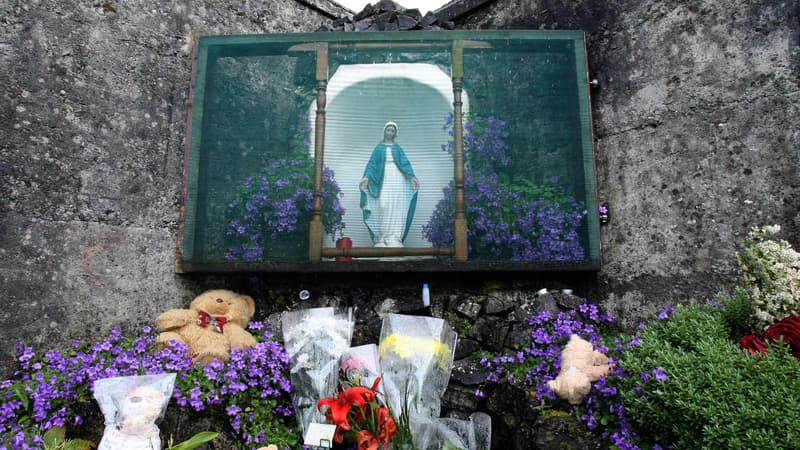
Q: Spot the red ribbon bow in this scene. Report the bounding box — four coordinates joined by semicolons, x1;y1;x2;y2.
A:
197;310;227;333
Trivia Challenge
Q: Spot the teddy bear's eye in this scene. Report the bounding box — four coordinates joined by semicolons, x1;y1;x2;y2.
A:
216;298;224;303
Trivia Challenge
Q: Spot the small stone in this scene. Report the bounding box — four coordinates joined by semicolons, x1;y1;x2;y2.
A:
454;338;480;360
353;3;376;20
506;323;532;348
553;291;583;310
378;0;399;13
374;297;400;316
485;293;515;314
455;298;482;320
403;8;423;21
484;380;539;427
535;292;560;314
374;11;396;29
420;11;438;26
450;356;491;385
474;316;509;352
396;14;418;30
534;413;605;449
441;384;480;412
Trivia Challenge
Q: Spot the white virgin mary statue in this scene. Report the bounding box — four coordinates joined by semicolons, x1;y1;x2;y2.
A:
359;122;419;247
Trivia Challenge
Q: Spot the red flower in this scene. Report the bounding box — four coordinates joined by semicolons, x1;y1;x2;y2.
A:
764;314;800;358
319;376;396;449
740;334;767;356
354;411;397;450
376;407;397;447
318;385;376;430
356;430;381;450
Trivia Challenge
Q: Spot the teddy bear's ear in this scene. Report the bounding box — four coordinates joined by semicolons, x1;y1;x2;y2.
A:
240;295;255;317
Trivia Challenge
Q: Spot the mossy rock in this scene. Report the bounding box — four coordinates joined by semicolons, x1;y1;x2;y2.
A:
533;413;606;450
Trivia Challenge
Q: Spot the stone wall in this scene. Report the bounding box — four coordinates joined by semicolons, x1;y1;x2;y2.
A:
1;0;798;435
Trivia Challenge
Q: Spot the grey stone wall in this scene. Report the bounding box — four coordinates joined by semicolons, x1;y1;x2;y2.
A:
1;0;799;386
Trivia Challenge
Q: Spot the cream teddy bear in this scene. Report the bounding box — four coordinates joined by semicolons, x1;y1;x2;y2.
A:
547;334;614;405
156;289;257;364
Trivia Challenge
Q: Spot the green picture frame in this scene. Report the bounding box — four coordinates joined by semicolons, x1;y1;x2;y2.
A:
177;30;600;272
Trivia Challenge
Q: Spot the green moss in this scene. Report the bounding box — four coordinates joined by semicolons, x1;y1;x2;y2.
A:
541;409;570;419
99;2;117;13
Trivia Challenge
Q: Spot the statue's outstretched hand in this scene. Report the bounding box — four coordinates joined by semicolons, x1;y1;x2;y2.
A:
411;178;419;191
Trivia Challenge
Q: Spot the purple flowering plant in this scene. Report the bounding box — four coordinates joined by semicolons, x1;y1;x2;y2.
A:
478;300;650;449
423;113;587;261
479;300;616;402
1;324;300;450
225;113;345;262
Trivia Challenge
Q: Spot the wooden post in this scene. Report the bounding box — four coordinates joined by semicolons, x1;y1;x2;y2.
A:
309;44;328;261
452;42;468;261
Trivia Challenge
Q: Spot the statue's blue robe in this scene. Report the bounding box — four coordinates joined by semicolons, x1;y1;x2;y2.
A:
360;143;417;242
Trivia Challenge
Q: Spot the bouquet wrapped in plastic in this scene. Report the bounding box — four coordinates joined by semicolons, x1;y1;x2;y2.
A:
378;314;457;448
412;412;492;450
282;307;354;441
93;373;176;450
341;344;382;391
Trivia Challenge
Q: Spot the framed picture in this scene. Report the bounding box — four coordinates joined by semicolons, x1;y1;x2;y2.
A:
177;30;600;272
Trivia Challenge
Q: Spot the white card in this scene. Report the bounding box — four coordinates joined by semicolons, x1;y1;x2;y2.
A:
303;423;337;448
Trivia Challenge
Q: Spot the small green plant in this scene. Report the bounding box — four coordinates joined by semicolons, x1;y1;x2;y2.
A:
457;318;473;339
714;288;753;340
165;431;220;450
42;426;93;450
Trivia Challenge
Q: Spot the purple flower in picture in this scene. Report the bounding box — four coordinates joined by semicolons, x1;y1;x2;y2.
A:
224;114;345;262
425;114;587;262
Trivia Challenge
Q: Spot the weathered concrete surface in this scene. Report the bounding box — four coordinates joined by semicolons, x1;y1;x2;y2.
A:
457;0;800;328
0;0;343;375
0;0;798;381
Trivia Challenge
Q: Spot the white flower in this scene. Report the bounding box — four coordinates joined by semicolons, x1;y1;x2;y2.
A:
738;225;800;331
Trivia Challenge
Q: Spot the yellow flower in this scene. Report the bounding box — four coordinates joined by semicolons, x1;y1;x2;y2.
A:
379;334;452;368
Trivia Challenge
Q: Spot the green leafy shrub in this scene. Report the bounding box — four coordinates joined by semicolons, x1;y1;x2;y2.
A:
714;288;753;341
611;302;800;449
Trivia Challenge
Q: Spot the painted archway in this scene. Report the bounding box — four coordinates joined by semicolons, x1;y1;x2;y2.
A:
311;63;469;250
